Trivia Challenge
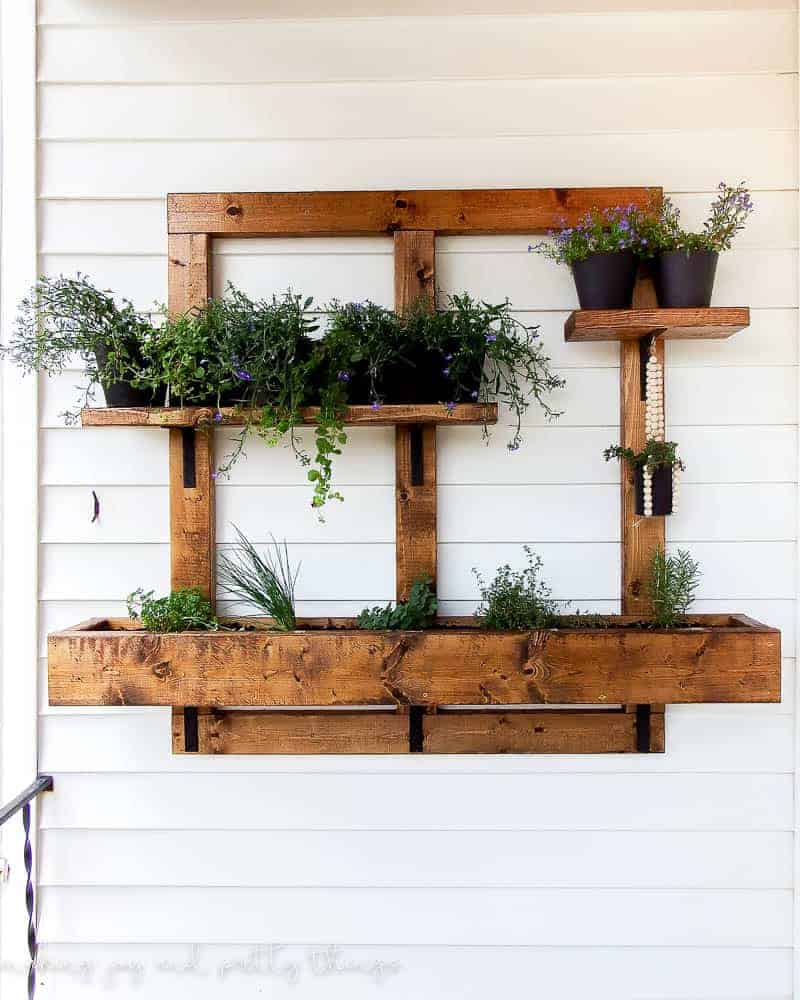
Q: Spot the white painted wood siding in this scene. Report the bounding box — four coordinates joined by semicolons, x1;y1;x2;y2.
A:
31;2;797;997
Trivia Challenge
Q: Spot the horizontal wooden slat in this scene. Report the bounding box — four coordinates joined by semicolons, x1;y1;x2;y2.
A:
167;188;660;236
80;403;498;428
171;707;410;754
47;616;781;707
423;709;664;753
564;307;750;342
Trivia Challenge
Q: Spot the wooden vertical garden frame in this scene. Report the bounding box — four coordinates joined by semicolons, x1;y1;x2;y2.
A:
47;188;778;755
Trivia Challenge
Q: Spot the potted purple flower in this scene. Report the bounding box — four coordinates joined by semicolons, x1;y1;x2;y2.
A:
529;205;649;309
641;182;754;308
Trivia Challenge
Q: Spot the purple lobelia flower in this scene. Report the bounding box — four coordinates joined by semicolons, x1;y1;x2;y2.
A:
445;401;456;414
337;371;351;383
486;334;497;343
213;411;223;423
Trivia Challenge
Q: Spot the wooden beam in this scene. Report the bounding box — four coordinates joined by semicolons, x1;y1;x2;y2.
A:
48;618;781;708
168;428;215;600
167;233;211;315
167;188;661;237
565;307;750;342
81;403;497;429
394;231;437;601
621;273;664;615
171;707;409;754
423;709;664;754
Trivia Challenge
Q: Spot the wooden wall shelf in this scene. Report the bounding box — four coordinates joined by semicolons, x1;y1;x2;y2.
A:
564;307;750;342
48;614;780;710
48;186;777;756
80;403;498;429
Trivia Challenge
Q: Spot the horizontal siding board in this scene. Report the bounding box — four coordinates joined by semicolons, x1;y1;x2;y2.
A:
37;885;792;946
38;132;797;198
39;77;797;140
38;710;793;774
38;771;794;829
25;943;795;1000
38;191;799;254
37;0;800;19
37;12;797;82
39;829;791;888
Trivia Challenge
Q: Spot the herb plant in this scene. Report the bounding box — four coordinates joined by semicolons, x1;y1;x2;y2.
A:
529;204;651;266
648;547;701;628
639;181;754;255
126;587;220;633
474;547;559;630
217;525;299;631
604;440;684;475
404;293;565;451
357;577;437;630
4;273;154;419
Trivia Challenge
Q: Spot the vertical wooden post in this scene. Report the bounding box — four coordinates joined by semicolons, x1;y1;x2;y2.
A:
621;270;665;753
167;233;216;603
621;273;665;616
393;231;437;602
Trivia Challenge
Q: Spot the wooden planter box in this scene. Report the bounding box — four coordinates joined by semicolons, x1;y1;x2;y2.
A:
48;614;780;708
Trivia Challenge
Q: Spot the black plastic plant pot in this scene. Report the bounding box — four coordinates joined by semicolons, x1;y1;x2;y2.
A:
93;341;154;408
380;348;484;404
570;250;639;309
653;250;718;308
634;464;673;517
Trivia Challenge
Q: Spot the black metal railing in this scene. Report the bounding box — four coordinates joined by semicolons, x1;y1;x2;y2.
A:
0;776;53;1000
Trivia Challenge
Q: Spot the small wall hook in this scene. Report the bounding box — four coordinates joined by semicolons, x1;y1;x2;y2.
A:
90;490;100;523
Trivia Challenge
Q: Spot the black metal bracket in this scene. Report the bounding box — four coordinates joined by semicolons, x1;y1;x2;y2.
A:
409;425;424;486
181;427;197;488
635;703;652;753
409;706;425;752
183;707;199;752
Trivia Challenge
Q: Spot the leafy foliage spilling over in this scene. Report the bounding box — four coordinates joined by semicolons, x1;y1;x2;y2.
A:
604;440;684;474
648;547;701;628
474;547;559;630
357;577;438;630
217;526;299;632
639;181;754;255
3;273;153;420
126;587;220;633
529;204;654;266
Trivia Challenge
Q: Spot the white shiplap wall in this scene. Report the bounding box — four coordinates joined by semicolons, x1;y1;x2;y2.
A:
31;2;797;997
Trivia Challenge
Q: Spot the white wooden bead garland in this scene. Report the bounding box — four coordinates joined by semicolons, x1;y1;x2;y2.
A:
643;341;664;517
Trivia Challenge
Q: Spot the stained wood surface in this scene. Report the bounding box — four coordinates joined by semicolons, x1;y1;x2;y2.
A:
168;429;215;599
423;709;664;754
620;274;665;616
80;403;497;428
564;307;750;342
171;707;409;754
48;618;781;708
167;232;211;314
167;188;661;237
394;230;438;602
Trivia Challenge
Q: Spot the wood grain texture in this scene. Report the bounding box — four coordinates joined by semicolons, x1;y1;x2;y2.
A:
564;307;750;342
168;429;215;599
394;230;437;602
48;617;781;708
171;707;409;754
167;232;210;314
80;403;498;428
422;709;664;754
167;188;661;236
621;273;664;616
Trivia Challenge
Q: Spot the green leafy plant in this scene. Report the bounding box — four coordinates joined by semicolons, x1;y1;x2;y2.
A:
648;546;701;628
3;273;154;420
217;525;299;631
473;547;559;630
323;300;402;403
126;586;220;633
403;293;565;451
604;439;684;475
357;577;437;630
639;181;754;255
529;204;653;266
